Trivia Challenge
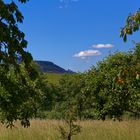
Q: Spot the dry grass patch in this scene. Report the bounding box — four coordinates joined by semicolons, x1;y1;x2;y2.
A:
0;120;139;140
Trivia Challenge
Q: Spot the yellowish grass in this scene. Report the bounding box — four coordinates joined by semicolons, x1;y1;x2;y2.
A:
45;73;62;85
0;120;140;140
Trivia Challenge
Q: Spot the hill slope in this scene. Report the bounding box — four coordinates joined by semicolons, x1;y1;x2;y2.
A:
35;60;74;74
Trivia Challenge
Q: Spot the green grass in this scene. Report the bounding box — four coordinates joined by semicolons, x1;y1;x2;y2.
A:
0;120;140;140
44;73;62;85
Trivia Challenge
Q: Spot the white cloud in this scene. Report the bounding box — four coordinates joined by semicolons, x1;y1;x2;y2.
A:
74;50;101;59
92;44;114;49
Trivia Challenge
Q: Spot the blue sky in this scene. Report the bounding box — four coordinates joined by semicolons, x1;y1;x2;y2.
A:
18;0;140;72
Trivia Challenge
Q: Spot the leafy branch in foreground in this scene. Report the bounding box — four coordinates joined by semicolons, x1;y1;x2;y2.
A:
0;0;32;71
0;0;41;128
120;9;140;42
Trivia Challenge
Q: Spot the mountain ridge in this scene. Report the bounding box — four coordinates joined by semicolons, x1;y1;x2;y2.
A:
35;60;75;74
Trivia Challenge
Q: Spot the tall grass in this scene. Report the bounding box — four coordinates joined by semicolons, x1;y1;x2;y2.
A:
0;120;140;140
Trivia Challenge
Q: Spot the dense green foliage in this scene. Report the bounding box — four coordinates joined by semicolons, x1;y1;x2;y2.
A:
0;62;42;127
85;50;140;120
0;0;41;128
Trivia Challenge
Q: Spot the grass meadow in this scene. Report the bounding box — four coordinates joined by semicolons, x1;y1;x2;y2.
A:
0;120;140;140
45;73;62;85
